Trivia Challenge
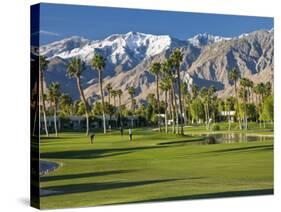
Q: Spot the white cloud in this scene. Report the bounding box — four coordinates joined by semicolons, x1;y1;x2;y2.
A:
31;30;61;37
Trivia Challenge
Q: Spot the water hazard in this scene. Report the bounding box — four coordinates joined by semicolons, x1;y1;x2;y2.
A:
198;133;273;145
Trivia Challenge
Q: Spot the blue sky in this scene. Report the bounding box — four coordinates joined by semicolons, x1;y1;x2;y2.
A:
38;3;273;45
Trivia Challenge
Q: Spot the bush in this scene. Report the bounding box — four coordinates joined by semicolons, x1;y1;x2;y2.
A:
211;124;220;131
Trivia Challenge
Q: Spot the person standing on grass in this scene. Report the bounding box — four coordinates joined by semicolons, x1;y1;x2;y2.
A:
129;128;132;141
90;133;95;144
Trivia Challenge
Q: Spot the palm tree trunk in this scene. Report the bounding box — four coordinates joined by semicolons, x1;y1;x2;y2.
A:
168;90;172;130
207;102;210;130
114;96;117;128
156;74;161;132
98;70;106;134
164;90;168;133
76;76;89;136
53;100;58;137
119;95;123;128
258;95;262;128
131;96;134;128
170;88;176;134
39;70;49;136
108;92;112;129
172;81;179;134
183;95;187;126
204;104;208;130
228;106;231;131
234;82;242;130
176;69;184;135
243;89;247;130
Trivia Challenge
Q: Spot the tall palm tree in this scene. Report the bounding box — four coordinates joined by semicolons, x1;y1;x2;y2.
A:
117;89;123;127
182;82;188;125
150;62;162;132
240;77;249;130
200;87;209;130
48;82;61;137
247;79;254;103
161;59;176;133
191;84;199;124
67;58;90;136
229;68;242;129
106;83;112;105
111;90;118;127
208;85;217;123
128;86;135;127
160;77;171;133
225;97;234;130
254;82;266;127
39;56;49;136
91;54;107;134
171;48;184;135
106;83;113;129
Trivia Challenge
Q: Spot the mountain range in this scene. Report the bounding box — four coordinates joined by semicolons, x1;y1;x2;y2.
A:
40;29;274;106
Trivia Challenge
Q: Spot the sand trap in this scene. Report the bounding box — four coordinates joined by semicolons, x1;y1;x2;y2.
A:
39;160;60;176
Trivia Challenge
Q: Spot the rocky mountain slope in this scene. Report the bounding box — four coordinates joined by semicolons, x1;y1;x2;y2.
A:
40;29;274;106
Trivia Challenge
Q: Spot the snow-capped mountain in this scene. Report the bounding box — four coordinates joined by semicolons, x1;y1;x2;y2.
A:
187;33;231;47
40;36;92;59
40;32;187;73
39;30;273;104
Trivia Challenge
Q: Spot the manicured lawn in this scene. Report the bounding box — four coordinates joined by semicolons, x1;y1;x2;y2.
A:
40;127;273;209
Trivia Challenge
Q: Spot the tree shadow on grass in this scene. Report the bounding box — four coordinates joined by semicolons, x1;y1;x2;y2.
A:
40;145;170;160
41;178;183;197
157;138;204;146
205;144;273;154
116;188;273;205
41;169;137;182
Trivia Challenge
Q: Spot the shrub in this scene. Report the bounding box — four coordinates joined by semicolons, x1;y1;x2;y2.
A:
211;124;220;131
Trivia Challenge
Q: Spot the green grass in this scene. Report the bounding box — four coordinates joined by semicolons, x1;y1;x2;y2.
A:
39;126;273;209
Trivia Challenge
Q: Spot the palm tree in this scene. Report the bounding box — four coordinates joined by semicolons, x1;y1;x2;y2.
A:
191;84;199;124
161;59;176;133
240;77;249;130
48;82;61;137
117;89;123;127
200;87;209;130
182;82;188;125
254;82;266;127
225;97;234;130
39;56;49;136
160;77;171;133
128;87;136;127
247;79;254;103
150;62;162;132
111;90;118;127
229;68;242;129
67;58;90;136
208;85;217;123
171;48;184;135
91;54;107;134
106;83;113;129
106;83;112;104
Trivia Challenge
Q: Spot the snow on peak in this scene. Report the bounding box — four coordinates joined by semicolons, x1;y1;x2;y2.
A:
187;33;231;47
40;32;174;63
40;36;91;59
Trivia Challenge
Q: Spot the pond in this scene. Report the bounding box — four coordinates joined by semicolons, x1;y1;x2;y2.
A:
196;133;273;145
